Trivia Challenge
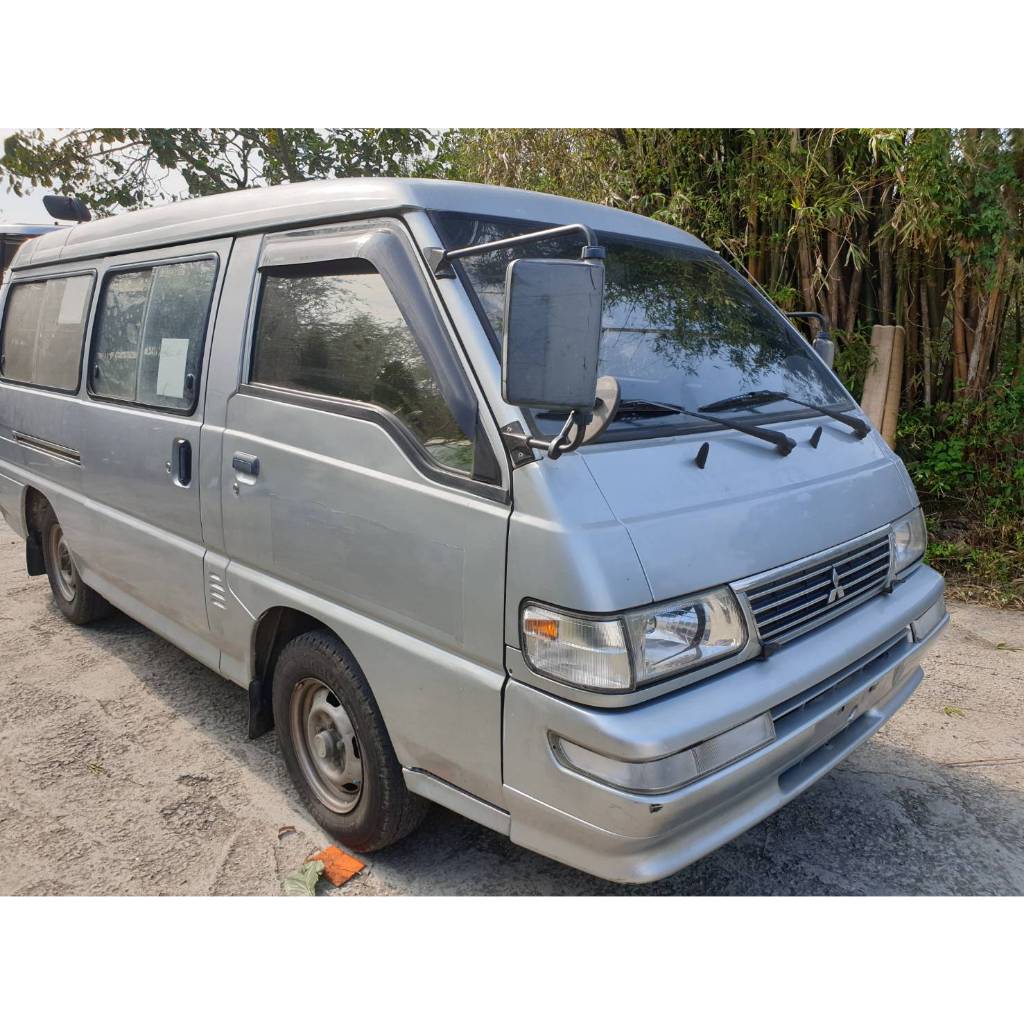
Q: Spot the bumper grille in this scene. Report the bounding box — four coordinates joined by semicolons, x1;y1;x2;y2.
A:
744;533;893;647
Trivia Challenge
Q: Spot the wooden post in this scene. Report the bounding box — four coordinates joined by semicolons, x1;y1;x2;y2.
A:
881;326;905;448
861;325;896;430
861;324;905;447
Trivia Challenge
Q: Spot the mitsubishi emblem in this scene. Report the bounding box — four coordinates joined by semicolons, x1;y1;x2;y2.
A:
826;566;845;605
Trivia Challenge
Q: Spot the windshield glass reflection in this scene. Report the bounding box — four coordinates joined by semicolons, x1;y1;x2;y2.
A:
432;212;848;432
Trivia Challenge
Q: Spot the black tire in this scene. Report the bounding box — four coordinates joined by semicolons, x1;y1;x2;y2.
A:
272;629;428;851
38;506;111;626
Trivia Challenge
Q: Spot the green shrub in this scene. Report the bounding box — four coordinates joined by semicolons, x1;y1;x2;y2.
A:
897;379;1024;523
832;327;875;401
896;379;1024;605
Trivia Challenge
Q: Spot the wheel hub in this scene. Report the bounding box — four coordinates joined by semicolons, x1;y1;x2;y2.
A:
290;678;363;814
312;728;340;763
50;525;77;602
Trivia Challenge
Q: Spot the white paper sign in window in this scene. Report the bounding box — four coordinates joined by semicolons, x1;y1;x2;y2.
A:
156;337;190;399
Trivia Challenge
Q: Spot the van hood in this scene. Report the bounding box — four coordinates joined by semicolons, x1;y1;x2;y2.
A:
579;418;919;602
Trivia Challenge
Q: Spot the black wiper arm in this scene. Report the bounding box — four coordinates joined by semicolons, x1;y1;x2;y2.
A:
614;398;796;455
782;398;871;438
681;408;796;456
613;399;687;419
700;390;870;439
699;389;787;412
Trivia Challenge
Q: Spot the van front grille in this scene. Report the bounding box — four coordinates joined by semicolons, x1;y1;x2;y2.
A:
743;533;893;647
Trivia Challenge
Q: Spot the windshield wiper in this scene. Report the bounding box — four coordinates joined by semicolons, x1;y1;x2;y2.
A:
613;399;687;418
699;389;870;438
614;399;796;456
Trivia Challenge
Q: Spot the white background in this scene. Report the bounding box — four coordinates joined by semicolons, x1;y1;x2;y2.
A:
2;3;1019;1020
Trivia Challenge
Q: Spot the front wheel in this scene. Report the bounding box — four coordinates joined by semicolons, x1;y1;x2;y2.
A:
39;507;111;625
272;630;427;851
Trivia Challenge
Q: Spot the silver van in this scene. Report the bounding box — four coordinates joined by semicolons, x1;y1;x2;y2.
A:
0;179;947;883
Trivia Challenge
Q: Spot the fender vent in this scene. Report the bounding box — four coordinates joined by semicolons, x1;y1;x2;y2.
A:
207;572;227;611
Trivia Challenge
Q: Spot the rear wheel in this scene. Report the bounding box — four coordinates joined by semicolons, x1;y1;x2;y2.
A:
272;630;428;851
38;507;111;625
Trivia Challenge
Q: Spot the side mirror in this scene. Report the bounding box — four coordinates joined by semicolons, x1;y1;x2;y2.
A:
785;311;836;370
501;257;605;412
812;332;836;369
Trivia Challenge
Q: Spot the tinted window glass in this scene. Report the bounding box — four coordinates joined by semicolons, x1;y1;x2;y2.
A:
433;212;848;435
252;259;472;473
90;259;216;410
1;274;93;390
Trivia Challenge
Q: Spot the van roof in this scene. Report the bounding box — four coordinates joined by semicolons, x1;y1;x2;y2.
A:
10;178;707;270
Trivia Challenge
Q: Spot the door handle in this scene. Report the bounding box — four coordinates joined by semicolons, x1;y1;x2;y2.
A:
232;452;260;476
171;438;192;487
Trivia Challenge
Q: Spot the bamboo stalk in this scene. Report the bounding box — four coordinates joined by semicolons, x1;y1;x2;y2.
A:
967;240;1011;397
920;279;932;407
952;257;968;390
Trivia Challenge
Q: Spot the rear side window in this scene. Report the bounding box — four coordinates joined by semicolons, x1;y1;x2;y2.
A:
251;258;473;474
0;274;94;391
90;258;217;411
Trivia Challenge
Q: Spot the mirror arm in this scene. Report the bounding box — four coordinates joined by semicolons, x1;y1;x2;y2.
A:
545;410;590;461
499;411;589;466
786;310;831;336
426;223;604;278
499;377;621;467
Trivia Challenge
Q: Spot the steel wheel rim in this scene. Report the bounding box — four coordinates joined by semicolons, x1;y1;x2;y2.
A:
50;525;77;602
290;676;363;814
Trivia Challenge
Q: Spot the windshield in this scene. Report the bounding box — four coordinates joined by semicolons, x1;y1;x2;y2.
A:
431;212;849;436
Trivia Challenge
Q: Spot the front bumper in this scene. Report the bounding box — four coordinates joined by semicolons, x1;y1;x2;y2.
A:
502;565;948;883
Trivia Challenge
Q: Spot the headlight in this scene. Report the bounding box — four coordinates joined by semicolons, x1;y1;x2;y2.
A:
892;507;927;575
521;587;747;692
625;589;747;682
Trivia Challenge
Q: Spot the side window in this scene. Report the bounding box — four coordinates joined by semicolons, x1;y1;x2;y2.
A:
0;274;94;391
90;258;216;411
251;259;473;474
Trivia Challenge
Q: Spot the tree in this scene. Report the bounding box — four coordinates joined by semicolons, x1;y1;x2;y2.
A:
1;128;440;216
446;128;1024;404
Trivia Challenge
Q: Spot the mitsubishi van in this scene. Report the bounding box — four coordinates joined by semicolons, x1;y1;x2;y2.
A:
0;179;947;883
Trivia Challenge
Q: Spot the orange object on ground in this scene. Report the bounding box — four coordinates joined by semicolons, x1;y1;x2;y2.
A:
307;846;364;887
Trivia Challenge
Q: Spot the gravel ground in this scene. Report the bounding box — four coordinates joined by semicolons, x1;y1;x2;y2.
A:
1;519;1022;896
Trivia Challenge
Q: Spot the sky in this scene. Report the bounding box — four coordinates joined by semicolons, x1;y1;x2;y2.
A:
0;128;53;223
0;180;51;224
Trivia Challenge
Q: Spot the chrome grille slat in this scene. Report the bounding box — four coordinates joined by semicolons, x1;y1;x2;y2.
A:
758;576;885;639
743;533;893;647
747;542;888;602
750;552;892;617
750;577;836;615
841;559;890;587
757;585;840;628
750;554;889;624
749;548;892;610
759;568;886;630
